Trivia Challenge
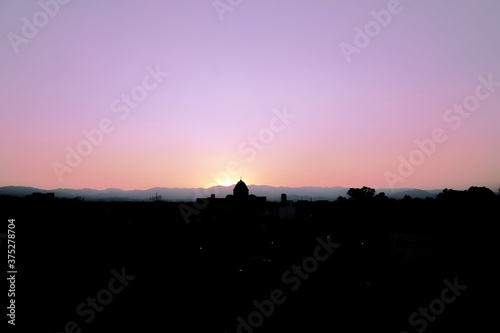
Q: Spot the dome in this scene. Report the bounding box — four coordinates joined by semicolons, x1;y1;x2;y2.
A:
233;178;249;198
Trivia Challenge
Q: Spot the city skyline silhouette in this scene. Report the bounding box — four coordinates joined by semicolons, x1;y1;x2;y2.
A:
1;1;499;332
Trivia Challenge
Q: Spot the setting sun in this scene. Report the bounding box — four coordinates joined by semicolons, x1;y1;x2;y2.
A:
220;180;234;187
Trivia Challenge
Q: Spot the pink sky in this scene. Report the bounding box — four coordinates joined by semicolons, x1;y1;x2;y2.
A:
1;0;499;191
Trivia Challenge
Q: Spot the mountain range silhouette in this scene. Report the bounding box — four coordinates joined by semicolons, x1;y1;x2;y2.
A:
0;185;447;201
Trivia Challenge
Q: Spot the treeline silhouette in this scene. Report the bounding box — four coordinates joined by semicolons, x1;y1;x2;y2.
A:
1;185;497;332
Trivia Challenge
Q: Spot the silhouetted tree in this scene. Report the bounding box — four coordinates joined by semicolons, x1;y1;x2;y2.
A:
336;196;348;202
436;188;466;201
467;186;495;200
373;192;388;201
347;186;375;200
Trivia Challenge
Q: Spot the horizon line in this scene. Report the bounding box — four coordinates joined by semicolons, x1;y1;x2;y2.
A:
1;184;497;192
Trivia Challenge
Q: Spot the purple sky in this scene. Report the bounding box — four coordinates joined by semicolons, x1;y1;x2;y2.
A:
1;0;499;190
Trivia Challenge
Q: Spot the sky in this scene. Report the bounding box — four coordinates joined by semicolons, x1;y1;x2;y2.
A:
1;0;499;191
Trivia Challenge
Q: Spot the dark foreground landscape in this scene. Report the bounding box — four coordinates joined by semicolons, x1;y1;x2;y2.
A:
2;185;498;332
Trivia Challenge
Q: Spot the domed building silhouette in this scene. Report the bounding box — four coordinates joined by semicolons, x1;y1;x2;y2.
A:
197;178;266;207
194;178;271;257
223;178;267;210
233;178;249;199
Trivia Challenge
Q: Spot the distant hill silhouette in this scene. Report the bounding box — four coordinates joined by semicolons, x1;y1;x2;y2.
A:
0;185;446;201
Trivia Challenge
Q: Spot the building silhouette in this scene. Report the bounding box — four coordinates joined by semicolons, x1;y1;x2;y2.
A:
232;178;249;198
223;178;266;204
194;178;268;226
